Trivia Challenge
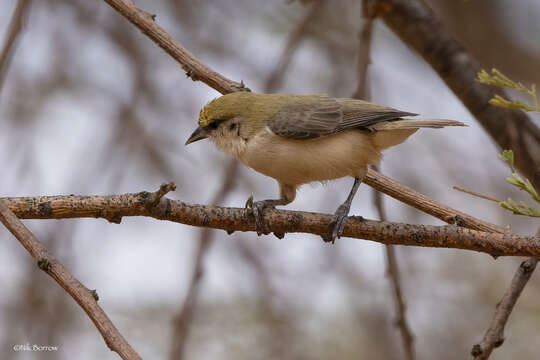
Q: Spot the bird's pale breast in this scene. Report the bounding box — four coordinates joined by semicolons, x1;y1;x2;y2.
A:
239;128;381;186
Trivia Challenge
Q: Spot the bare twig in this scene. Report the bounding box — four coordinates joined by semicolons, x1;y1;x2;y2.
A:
169;161;238;360
364;169;505;233
364;0;540;190
471;228;540;359
384;244;415;359
0;0;30;92
2;185;539;257
102;0;248;94
453;186;500;203
264;0;324;93
372;167;415;360
0;200;141;360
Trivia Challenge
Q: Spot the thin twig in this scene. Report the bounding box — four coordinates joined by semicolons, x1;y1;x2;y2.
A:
471;227;540;359
453;186;500;203
0;0;31;93
264;0;324;93
168;161;238;360
102;0;248;94
0;200;141;360
354;12;415;358
2;185;538;257
373;168;415;360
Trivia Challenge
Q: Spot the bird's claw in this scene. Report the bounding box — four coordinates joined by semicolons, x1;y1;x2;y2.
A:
324;204;350;244
245;195;254;209
245;196;272;235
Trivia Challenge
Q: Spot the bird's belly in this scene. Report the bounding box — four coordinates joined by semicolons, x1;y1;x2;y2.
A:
240;130;381;185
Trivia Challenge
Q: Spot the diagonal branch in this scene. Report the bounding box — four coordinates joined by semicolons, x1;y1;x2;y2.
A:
1;187;538;257
364;169;505;233
0;200;142;360
0;0;31;93
360;4;540;358
102;0;248;94
264;0;324;93
471;228;540;360
364;0;540;190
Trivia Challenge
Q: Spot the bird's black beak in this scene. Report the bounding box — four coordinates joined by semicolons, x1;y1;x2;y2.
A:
185;126;208;145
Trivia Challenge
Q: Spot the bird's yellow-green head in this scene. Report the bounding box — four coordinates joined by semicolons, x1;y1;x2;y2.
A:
185;92;292;145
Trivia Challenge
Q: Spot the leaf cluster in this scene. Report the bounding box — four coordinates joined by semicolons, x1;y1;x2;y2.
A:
498;150;540;217
477;69;540;112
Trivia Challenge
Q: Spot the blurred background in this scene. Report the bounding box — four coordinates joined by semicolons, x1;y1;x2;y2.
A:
1;0;540;359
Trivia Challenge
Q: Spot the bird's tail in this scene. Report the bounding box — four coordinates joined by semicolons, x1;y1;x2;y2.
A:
370;119;466;130
370;119;465;151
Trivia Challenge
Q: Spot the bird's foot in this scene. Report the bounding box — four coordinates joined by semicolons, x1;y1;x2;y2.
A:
323;203;351;244
245;195;272;235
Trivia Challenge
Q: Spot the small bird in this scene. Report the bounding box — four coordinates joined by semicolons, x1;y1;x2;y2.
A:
186;92;464;242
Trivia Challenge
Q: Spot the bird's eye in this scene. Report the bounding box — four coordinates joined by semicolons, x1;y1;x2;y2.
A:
229;123;237;131
208;121;219;129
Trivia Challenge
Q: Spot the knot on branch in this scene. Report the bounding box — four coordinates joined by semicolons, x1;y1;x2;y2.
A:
90;289;100;301
101;210;123;224
471;344;483;357
233;80;251;92
520;258;537;274
446;214;466;227
184;67;200;81
37;257;51;271
138;182;176;219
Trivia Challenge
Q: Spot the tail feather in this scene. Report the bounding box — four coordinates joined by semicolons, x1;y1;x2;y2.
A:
370;119;466;130
369;118;465;151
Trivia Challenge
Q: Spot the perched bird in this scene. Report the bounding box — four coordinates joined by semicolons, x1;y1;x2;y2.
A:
186;92;464;242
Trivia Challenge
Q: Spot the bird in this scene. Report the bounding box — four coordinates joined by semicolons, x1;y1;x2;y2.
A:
185;92;465;243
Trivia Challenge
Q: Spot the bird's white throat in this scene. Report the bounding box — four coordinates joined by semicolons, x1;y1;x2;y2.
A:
210;133;248;158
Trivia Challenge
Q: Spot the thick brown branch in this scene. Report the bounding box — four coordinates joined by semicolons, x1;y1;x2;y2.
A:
1;190;538;257
471;228;540;360
102;0;248;94
0;201;141;360
364;0;540;189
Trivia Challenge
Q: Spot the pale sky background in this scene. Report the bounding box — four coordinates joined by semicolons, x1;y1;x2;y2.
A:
1;1;540;359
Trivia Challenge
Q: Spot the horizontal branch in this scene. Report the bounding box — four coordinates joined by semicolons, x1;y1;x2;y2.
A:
103;0;248;94
1;186;537;258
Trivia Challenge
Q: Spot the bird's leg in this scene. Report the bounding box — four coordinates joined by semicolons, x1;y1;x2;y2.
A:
245;183;296;236
324;177;362;243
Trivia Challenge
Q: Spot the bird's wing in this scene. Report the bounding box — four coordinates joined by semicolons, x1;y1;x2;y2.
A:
268;95;417;139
